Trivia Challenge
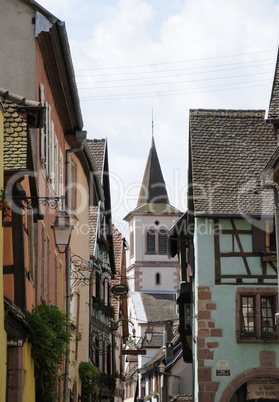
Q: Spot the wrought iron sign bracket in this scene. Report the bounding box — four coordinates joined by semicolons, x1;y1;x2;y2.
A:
3;195;65;218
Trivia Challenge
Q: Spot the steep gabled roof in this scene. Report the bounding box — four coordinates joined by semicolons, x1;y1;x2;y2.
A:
268;47;279;120
141;293;177;322
1;89;44;171
189;109;277;216
137;137;169;207
87;139;106;179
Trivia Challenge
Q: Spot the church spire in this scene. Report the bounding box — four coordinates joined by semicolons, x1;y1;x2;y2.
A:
137;132;170;207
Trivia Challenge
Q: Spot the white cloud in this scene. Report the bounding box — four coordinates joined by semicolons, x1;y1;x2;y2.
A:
38;0;279;226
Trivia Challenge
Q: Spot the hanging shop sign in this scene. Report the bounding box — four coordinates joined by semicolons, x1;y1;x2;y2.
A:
111;284;128;296
247;377;279;400
122;349;146;355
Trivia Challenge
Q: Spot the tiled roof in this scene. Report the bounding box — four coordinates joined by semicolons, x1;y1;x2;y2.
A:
89;205;98;258
189;109;277;215
1;91;41;171
110;225;125;314
140;293;178;322
111;225;124;275
133;203;181;214
87;139;105;179
126;355;138;362
139;346;165;374
141;333;163;348
268;49;279;119
137;137;170;207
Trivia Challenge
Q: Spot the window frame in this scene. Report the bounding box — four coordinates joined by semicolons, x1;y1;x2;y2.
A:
158;229;168;255
236;288;278;342
155;272;161;285
146;229;156;254
145;226;168;255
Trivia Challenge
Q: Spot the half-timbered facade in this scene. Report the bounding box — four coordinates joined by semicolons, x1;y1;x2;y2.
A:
187;109;279;402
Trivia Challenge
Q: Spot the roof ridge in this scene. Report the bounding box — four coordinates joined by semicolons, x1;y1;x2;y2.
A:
0;88;42;107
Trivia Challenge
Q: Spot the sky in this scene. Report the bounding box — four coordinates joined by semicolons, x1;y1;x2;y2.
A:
39;0;279;236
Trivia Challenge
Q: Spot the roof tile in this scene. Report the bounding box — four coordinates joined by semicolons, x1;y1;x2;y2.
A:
189;109;277;215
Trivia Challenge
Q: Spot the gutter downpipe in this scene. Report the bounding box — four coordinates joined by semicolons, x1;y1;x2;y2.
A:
261;174;279;312
64;141;84;401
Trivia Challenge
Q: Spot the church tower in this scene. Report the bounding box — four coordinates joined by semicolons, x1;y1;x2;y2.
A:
123;134;183;400
124;137;182;294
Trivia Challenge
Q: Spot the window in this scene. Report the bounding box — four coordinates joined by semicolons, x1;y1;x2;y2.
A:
95;338;99;368
252;219;276;254
155;273;161;285
27;214;35;282
146;227;168;255
146;230;156;254
54;137;59;196
40;83;57;188
107;344;111;374
107;282;111;305
70;159;77;211
159;230;167;254
237;288;277;341
241;296;255;334
95;272;100;298
102;341;105;372
59;150;64;206
130;231;134;257
261;296;275;332
102;279;105;302
41;225;45;301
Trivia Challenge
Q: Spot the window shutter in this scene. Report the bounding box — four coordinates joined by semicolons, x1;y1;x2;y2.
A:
45;102;50;174
40;84;46;166
147;230;156;254
54;137;58;196
159;230;167;254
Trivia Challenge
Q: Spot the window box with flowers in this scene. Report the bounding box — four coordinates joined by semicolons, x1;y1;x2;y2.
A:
150;392;159;400
261;251;276;262
93;297;115;319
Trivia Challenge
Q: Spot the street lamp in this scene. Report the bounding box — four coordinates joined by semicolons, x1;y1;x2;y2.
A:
145;325;153;344
51;210;73;252
158;362;165;374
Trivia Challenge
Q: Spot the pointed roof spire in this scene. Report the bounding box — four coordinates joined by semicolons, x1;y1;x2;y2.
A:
137;133;170;207
152;107;154;140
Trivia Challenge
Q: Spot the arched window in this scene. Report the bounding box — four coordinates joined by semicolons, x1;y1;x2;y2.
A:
155;273;161;285
159;230;167;255
146;229;156;254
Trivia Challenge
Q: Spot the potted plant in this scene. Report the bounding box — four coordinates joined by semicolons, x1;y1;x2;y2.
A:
261;250;276;262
